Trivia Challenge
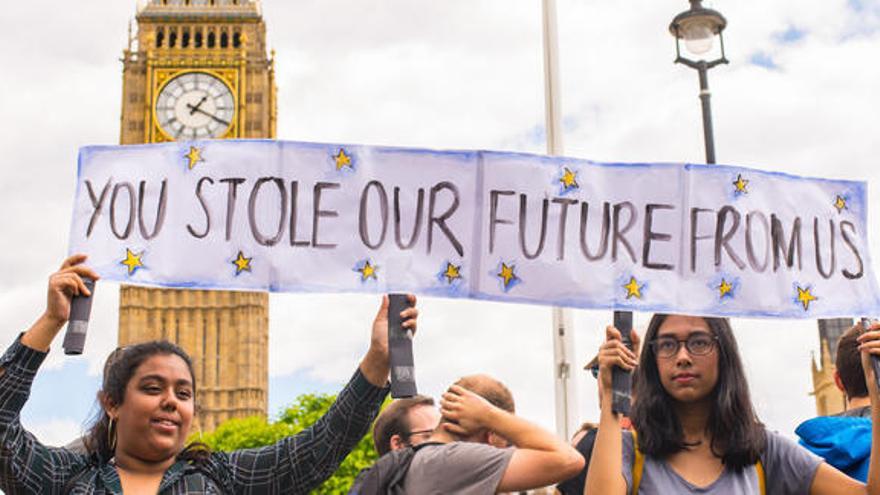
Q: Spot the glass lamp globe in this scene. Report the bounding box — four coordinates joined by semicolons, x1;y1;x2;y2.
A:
683;22;714;55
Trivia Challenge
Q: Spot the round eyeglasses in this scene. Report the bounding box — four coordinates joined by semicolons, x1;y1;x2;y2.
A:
650;333;718;358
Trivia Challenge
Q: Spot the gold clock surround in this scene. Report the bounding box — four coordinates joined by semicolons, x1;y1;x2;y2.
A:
152;68;239;141
150;68;240;142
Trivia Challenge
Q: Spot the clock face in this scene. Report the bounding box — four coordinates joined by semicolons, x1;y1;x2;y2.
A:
155;72;235;140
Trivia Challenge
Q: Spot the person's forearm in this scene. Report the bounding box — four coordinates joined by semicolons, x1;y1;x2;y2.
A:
260;368;387;493
20;313;65;352
486;407;568;453
867;379;880;494
0;335;64;494
358;348;389;388
585;390;626;494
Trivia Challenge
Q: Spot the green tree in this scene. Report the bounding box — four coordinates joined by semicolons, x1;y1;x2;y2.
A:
197;393;383;494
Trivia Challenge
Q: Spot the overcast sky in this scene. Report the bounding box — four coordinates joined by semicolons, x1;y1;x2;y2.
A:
1;0;879;446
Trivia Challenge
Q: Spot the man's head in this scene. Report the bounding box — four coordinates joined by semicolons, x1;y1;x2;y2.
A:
372;395;440;456
446;374;515;446
835;325;868;399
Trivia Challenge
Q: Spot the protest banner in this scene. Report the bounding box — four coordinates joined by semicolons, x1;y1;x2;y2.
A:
68;139;880;319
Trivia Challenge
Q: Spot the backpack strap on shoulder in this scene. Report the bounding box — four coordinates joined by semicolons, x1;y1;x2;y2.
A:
632;431;764;495
412;441;444;451
755;458;766;495
631;430;644;495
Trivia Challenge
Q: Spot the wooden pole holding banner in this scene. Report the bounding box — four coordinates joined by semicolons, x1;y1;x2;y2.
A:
542;0;579;440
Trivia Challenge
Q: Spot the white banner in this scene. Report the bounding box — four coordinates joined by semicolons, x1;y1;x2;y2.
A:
68;140;880;319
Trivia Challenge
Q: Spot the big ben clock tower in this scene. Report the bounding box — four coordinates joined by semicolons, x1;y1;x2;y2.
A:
118;0;275;431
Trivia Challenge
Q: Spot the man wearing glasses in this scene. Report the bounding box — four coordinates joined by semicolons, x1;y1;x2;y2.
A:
371;395;441;456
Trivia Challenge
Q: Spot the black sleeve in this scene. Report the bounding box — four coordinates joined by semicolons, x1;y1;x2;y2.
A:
222;369;388;494
0;336;90;494
555;428;598;495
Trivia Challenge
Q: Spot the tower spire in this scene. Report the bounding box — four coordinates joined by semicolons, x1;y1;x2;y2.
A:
119;0;276;432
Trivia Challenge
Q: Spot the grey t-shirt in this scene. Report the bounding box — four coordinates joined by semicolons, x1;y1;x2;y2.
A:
401;442;514;495
621;429;822;494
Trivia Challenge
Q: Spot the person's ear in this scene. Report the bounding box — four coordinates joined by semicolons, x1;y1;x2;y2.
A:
834;371;846;394
389;434;406;451
99;391;118;419
485;430;497;445
487;431;510;448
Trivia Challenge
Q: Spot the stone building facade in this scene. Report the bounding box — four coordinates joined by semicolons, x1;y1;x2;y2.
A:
117;0;275;431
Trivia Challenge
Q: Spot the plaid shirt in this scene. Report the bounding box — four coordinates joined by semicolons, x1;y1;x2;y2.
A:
0;336;388;494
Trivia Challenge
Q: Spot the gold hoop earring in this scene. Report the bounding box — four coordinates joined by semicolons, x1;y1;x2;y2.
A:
107;418;117;451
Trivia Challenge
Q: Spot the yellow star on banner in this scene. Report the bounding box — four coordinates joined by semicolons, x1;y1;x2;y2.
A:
359;260;378;281
796;286;817;311
120;248;143;275
834;195;847;213
232;251;252;274
443;263;462;284
334;148;352;170
560;167;579;190
497;263;518;289
185;146;204;170
623;276;643;300
718;279;733;298
732;174;749;194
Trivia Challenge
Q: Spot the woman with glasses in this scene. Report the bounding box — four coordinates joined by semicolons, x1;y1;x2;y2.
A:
585;314;880;494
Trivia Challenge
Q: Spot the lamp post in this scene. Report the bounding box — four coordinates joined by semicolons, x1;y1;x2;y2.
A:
542;0;579;441
669;0;728;164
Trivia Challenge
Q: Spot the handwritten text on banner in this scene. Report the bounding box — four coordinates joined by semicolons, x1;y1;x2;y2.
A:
68;140;880;319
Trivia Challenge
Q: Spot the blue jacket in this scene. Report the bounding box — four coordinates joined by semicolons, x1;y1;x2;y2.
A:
796;415;872;482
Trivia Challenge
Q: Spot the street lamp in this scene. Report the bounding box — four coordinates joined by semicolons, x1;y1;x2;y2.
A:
669;0;728;164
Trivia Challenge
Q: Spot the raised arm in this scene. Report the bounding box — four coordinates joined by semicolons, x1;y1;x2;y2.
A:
225;295;418;493
860;324;880;495
584;325;640;495
808;322;880;495
0;255;97;493
441;385;584;493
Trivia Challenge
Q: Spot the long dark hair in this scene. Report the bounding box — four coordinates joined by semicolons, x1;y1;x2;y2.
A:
83;341;211;464
631;314;765;470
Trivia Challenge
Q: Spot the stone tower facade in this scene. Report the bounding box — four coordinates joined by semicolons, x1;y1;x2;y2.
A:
117;0;275;431
810;318;852;416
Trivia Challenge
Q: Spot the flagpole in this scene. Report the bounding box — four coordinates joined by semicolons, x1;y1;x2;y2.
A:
542;0;578;441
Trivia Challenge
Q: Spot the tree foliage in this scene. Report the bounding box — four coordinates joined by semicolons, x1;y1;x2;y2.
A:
196;393;381;494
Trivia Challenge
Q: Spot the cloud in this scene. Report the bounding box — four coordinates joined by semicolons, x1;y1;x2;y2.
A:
22;418;85;448
749;51;779;70
774;26;808;44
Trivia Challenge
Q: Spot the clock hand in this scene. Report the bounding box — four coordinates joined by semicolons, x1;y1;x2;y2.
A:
188;105;231;126
188;96;209;115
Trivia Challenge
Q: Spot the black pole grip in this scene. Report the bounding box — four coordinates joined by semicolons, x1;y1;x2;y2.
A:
63;278;96;355
388;294;417;398
612;310;633;416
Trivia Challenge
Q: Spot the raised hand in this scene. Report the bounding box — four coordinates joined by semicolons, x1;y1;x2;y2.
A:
360;294;418;387
44;254;99;325
597;325;640;393
858;321;880;395
22;254;99;351
440;384;494;437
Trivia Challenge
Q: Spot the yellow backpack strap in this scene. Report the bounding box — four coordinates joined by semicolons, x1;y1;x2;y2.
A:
755;459;766;495
631;430;644;495
632;431;764;495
